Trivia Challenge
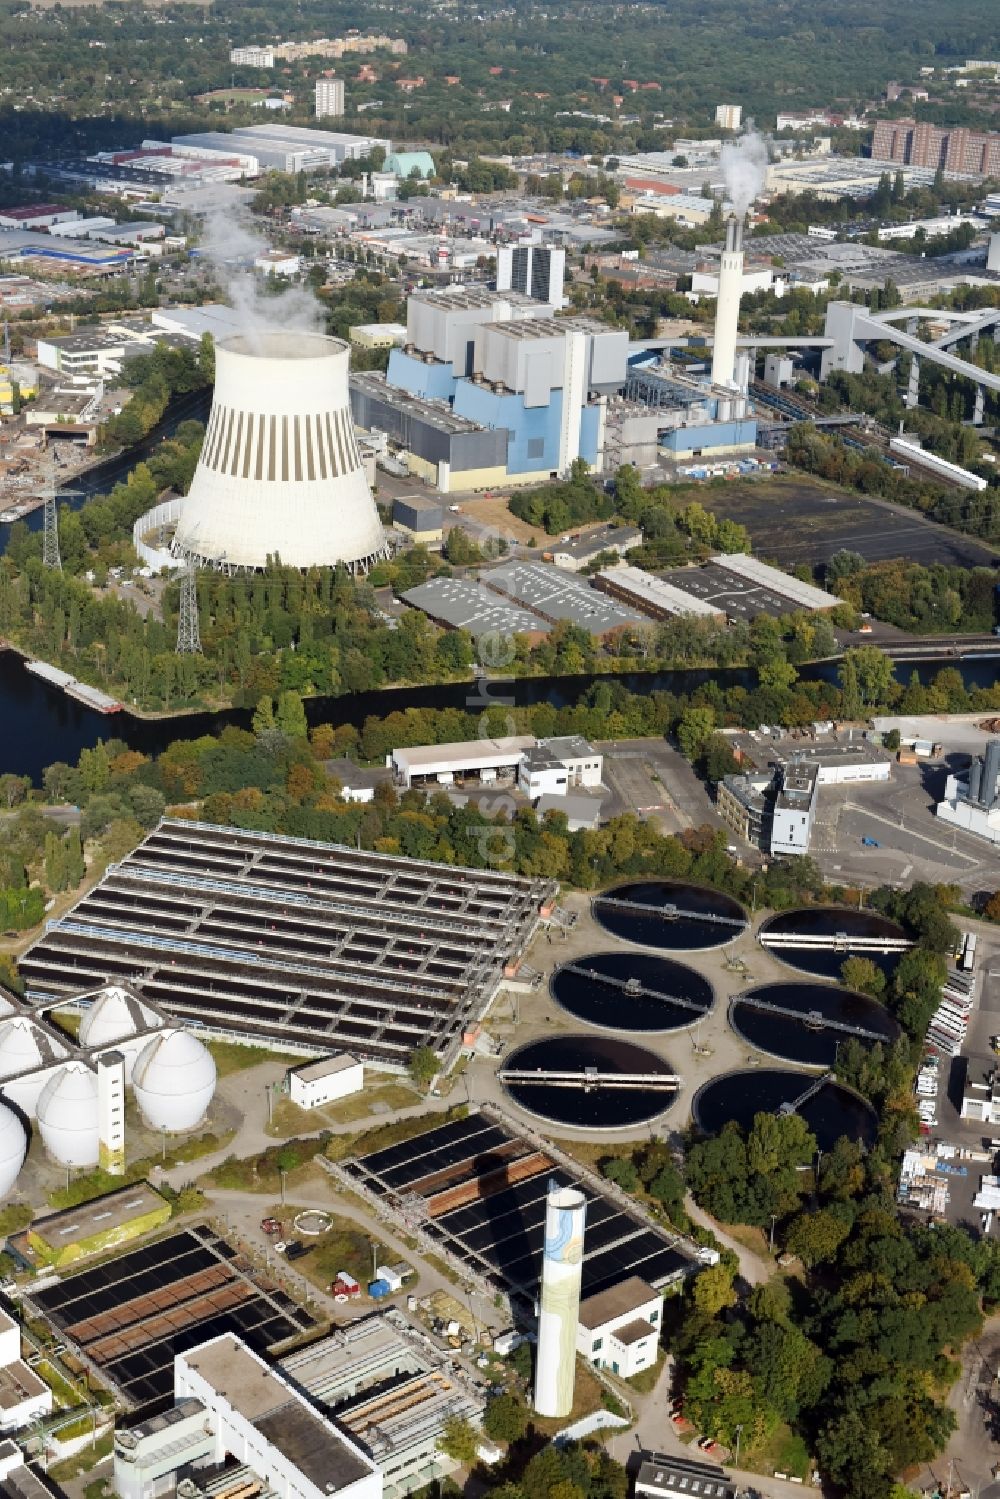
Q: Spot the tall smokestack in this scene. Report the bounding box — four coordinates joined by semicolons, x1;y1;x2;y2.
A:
533;1180;586;1418
711;213;745;389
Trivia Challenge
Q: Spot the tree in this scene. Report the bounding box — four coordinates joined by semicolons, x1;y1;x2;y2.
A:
691;1261;737;1316
482;1392;528;1443
840;956;885;997
600;1155;639;1192
408;1045;439;1087
677;707;716;762
276;691;308;739
438;1416;480;1465
784;1207;851;1267
252;696;275;735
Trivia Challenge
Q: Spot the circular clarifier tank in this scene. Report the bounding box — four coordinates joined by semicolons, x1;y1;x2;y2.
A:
500;1035;677;1130
593;881;748;951
693;1068;878;1151
730;982;900;1068
551;952;714;1032
759;907;909;981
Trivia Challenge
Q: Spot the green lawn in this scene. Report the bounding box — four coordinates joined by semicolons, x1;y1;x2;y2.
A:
746;1422;811;1480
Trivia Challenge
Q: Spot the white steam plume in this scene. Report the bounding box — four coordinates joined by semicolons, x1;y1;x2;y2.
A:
196;199;326;346
719;129;769;218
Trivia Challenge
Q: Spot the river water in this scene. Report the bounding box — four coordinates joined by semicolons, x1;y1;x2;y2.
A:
1;651;998;783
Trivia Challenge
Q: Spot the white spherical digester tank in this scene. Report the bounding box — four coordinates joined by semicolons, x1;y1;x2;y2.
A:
174;331;388;573
0;1018;65;1117
36;1062;100;1168
132;1030;216;1132
79;987;142;1049
0;1100;26;1199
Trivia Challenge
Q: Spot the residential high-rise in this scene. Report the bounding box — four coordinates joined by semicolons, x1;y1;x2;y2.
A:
229;45;274;68
497;243;567;308
315;77;345;119
533;1180;586;1418
872;118;1000;177
715;103;742;130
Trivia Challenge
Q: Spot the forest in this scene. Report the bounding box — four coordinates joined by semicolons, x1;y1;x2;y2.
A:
0;0;997;167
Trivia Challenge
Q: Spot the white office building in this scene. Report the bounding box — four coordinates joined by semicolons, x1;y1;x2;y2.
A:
316;78;345;119
286;1053;363;1109
165;1336;381;1499
0;1311;51;1432
576;1276;662;1379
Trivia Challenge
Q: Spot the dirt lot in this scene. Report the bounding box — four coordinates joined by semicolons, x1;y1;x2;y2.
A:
693;475;1000;570
450;493;540;544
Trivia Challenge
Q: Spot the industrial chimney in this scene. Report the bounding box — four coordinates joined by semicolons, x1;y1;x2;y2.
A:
534;1180;587;1418
711;214;745;389
174;332;387;573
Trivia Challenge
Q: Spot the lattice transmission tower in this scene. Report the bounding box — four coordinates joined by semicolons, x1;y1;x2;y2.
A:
42;490;61;571
176;555;202;654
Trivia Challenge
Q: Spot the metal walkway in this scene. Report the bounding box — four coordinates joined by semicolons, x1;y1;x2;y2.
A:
561;961;709;1017
498;1068;680;1089
734;993;890;1043
595;895;745;930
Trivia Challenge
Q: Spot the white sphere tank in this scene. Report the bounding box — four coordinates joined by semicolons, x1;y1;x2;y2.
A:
0;1101;26;1199
132;1029;216;1132
0;1018;47;1080
36;1063;99;1168
79;987;143;1049
174;331;388;573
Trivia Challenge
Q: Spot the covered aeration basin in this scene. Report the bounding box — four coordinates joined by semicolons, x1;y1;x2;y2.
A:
36;1062;100;1168
132;1029;217;1132
174;331;388;573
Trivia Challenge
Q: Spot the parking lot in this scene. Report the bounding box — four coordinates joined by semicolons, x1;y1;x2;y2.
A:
599;739;721;837
809;760;999;898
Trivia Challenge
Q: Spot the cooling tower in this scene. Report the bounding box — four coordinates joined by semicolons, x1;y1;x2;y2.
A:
534;1179;587;1419
174;332;388;573
711;214;745;390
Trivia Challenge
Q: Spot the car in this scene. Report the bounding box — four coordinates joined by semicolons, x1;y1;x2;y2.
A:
861;836;880;848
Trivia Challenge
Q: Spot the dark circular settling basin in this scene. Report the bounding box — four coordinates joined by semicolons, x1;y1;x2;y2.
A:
551;951;714;1032
501;1035;676;1129
694;1068;878;1151
593;881;748;951
731;982;900;1068
760;907;909;982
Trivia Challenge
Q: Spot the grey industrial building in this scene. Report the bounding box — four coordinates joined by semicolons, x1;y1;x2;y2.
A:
350;372;508;479
401;577;551;639
658;554;840;623
479;561;646;636
172;124;391;172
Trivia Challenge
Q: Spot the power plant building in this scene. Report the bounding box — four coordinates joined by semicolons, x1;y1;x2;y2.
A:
355;288;626;488
937;737;1000;845
174;332;388;573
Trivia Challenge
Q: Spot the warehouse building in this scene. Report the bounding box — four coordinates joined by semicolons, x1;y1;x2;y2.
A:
548;525;642;571
401;577;551;640
658;555;841;622
171;125;390;173
635;1456;737;1499
595;565;726;621
23;1183;171;1270
480;560;646;637
391;736;537;790
393;495;444;542
519;737;602;798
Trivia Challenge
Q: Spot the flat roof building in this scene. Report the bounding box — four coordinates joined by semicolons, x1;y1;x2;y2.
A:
635;1455;738;1499
401;577;550;639
25;1183;171;1269
278;1312;484;1498
595;564;725;621
480;561;646;637
391;736;536;789
286;1052;363;1110
549;525;642;572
